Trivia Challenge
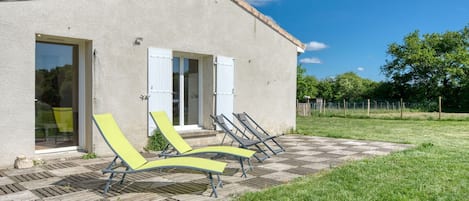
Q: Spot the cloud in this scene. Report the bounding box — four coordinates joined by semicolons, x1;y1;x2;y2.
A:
305;41;328;51
300;57;322;64
357;67;365;71
245;0;277;6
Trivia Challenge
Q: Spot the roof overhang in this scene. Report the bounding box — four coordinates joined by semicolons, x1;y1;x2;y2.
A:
232;0;306;51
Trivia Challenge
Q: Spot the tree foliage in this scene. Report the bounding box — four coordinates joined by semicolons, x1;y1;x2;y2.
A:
297;25;469;111
297;65;319;102
382;26;469;110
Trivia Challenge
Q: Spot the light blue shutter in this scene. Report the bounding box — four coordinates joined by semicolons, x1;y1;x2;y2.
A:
148;48;172;135
216;56;234;129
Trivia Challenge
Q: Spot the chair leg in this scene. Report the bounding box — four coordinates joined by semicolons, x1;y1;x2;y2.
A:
272;138;286;152
254;144;270;162
119;167;129;184
247;158;253;171
239;157;247;178
217;174;223;188
263;141;278;155
103;172;115;195
208;173;218;198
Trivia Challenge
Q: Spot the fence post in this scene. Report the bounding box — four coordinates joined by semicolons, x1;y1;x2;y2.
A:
324;99;327;115
343;99;346;117
400;98;403;119
367;99;370;117
439;96;442;120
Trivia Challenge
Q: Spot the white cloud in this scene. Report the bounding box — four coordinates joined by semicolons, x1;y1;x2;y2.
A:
300;57;322;64
245;0;277;6
305;41;328;51
357;67;365;71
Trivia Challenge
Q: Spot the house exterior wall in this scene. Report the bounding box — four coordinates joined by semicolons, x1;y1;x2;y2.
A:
0;0;298;167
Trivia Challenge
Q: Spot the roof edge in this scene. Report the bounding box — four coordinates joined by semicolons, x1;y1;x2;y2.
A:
231;0;306;51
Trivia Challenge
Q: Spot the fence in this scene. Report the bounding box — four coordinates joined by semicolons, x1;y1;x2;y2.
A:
296;97;469;120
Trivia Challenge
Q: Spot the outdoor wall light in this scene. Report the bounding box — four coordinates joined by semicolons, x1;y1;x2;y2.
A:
134;37;143;45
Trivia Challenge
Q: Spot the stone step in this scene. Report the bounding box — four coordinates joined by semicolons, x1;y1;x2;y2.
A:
178;130;224;147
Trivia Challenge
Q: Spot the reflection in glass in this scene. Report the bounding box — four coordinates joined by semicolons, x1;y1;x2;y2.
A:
184;59;199;125
172;57;180;125
35;42;78;149
172;57;199;126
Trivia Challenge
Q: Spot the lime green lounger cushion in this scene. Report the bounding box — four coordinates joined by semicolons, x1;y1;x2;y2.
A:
150;111;255;159
93;113;226;174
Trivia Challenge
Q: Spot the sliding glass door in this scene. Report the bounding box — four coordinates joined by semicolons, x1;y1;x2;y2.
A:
172;57;199;127
35;42;78;149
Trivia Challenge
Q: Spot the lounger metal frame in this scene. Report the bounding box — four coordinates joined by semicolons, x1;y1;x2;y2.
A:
150;111;255;178
93;114;224;197
233;112;285;155
210;114;270;162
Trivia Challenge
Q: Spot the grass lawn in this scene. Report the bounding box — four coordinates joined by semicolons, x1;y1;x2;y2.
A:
237;116;469;201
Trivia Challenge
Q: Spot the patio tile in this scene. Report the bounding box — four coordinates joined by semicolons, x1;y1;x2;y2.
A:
0;177;15;186
279;159;312;166
2;167;46;176
296;156;329;163
312;153;344;159
261;156;288;163
286;167;320;176
276;153;303;159
327;150;358;156
19;177;63;189
287;145;317;151
41;162;80;170
161;173;207;183
292;150;323;156
214;183;257;198
302;163;331;170
261;171;301;182
9;171;55;182
0;190;39;201
171;194;216;201
107;193;167;201
257;163;295;171
349;145;379;151
246;167;277;177
42;191;103;201
338;154;370;162
48;166;92;177
31;185;85;199
238;177;283;189
340;141;369;146
316;145;347;151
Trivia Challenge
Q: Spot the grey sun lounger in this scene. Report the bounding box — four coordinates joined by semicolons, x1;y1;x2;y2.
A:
210;114;270;162
93;113;226;197
233;112;285;155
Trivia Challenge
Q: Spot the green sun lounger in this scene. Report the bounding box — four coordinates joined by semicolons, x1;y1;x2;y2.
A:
150;111;256;177
93;113;226;197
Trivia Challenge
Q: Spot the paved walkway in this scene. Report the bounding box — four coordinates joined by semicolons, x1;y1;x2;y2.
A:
0;135;413;201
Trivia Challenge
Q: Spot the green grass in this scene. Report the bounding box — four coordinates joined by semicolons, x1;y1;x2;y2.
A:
237;116;469;201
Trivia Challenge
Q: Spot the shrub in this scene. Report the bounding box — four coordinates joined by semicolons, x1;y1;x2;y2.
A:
146;129;168;151
81;153;97;159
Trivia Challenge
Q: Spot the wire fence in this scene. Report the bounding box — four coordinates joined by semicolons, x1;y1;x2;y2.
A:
297;97;469;120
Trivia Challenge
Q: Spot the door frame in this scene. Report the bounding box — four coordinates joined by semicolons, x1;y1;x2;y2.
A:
34;34;87;153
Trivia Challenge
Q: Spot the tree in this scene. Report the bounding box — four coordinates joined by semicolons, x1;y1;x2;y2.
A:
381;26;469;110
334;72;369;101
297;65;319;102
317;78;335;101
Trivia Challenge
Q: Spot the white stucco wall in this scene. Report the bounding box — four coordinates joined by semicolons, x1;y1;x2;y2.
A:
0;0;298;167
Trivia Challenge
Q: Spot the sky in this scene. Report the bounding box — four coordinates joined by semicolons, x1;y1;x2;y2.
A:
246;0;469;81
